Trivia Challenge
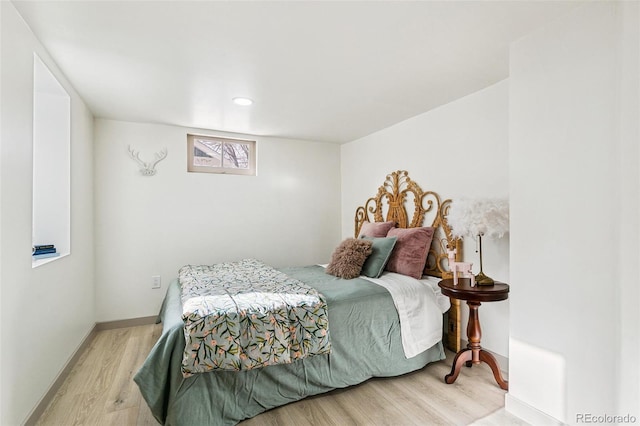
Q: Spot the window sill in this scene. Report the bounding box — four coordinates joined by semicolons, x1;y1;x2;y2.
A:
32;252;69;268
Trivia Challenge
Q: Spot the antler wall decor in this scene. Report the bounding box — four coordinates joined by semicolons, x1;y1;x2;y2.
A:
127;146;168;176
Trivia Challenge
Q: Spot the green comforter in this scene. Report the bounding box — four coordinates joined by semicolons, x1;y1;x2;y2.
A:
134;265;446;425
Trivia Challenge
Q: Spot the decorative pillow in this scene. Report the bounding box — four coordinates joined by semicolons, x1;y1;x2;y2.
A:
385;227;435;279
357;221;396;238
359;236;398;278
326;238;374;279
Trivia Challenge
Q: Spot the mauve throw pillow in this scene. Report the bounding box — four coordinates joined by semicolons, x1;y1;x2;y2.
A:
385;227;435;279
358;221;396;238
326;238;374;279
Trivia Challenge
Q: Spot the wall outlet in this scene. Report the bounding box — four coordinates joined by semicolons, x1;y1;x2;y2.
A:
152;275;161;289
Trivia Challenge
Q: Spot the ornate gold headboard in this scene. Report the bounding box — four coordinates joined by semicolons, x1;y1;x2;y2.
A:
354;170;461;278
353;170;461;351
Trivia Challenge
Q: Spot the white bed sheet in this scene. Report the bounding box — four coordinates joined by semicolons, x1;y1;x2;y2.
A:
363;272;450;358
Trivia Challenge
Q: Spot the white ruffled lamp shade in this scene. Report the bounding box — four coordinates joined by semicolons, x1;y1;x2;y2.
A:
447;198;509;285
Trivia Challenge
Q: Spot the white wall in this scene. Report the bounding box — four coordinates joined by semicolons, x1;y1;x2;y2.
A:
616;1;640;416
0;3;5;422
341;80;510;358
0;2;95;425
508;2;639;423
94;120;341;321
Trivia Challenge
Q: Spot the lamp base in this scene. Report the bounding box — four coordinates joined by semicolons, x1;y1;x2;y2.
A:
475;271;495;286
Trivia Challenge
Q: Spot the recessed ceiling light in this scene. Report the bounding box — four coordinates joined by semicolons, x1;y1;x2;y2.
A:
233;97;253;106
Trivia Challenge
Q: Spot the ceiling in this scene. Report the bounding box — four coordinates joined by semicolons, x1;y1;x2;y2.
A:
14;1;579;144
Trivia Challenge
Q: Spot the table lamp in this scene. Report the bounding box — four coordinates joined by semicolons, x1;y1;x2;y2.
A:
447;198;509;285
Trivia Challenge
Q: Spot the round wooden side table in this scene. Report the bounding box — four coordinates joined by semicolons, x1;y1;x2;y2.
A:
438;278;509;390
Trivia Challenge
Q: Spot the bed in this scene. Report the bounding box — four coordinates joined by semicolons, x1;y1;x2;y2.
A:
134;170;462;425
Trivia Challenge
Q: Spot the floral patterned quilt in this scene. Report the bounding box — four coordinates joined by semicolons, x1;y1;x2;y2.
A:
179;259;331;377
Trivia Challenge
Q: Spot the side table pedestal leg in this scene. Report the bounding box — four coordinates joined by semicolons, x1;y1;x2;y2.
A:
479;350;509;390
444;300;508;390
444;349;472;384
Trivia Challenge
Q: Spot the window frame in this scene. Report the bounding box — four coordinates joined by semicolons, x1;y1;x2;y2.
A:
187;134;256;176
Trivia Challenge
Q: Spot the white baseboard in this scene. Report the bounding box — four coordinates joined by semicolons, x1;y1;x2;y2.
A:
505;394;565;426
95;315;157;330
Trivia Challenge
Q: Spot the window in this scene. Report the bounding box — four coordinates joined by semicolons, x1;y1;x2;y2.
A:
187;134;256;175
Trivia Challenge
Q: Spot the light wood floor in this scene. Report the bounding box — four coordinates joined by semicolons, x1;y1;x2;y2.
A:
36;324;524;426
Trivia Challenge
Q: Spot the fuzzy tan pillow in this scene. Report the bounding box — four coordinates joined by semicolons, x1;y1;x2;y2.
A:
326;238;374;279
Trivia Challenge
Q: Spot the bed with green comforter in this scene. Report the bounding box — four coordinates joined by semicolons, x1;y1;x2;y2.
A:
134;264;446;425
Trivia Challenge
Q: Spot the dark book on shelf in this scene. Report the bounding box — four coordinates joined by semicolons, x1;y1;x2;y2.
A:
34;244;55;250
33;248;57;255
